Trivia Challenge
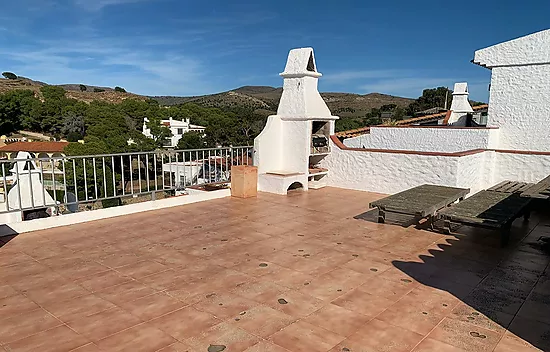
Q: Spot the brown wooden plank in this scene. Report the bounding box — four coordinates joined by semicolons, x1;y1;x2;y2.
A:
507;182;528;193
488;181;510;192
502;182;519;193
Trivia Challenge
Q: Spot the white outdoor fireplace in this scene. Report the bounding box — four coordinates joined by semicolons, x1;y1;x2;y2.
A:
253;48;339;195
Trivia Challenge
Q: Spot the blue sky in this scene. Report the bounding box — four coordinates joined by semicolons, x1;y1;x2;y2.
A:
0;0;549;101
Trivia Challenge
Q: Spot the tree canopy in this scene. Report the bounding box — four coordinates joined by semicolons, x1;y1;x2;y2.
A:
2;72;17;80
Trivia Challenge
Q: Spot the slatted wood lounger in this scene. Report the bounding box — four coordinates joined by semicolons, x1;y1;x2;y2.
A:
521;175;550;200
369;184;470;228
438;185;533;247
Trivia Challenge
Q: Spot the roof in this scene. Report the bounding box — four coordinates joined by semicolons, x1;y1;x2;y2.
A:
335;104;489;138
397;104;488;126
394;110;449;126
473;29;550;68
336;126;371;138
0;141;69;153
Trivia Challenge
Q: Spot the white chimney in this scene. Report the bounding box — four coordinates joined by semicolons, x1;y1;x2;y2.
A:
447;82;474;125
253;48;338;195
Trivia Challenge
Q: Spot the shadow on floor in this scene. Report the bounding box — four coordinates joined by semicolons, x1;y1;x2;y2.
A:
354;208;421;228
386;212;550;350
0;225;19;248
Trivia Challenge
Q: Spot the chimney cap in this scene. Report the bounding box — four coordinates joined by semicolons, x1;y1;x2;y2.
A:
280;47;322;78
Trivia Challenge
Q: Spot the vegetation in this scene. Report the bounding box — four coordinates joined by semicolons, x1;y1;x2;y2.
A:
407;87;452;114
0;86;265;155
114;86;126;93
335;87;460;132
176;131;205;150
0;77;482;148
93;88;105;93
2;72;18;80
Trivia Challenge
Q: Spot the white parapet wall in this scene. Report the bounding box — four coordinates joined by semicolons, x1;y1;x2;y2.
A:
321;138;464;194
323;137;550;196
494;151;550;184
343;126;499;152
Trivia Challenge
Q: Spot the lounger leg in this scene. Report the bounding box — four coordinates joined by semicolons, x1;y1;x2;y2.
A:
443;220;452;235
523;210;531;222
501;223;512;247
428;215;435;231
377;209;386;224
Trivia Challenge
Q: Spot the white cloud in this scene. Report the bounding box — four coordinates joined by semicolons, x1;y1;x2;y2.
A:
323;70;410;83
73;0;152;11
0;36;215;96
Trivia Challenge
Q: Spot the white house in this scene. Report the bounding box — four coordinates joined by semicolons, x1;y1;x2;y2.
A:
142;117;205;148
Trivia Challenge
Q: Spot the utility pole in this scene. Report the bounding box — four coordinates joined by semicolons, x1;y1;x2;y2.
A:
444;88;449;110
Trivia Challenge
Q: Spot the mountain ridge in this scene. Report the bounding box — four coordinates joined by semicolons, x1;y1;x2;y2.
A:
0;76;414;117
152;85;414;118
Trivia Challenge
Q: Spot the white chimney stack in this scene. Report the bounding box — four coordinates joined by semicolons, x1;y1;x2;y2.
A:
447;82;474;125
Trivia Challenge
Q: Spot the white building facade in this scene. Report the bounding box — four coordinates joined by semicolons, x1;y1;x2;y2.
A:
255;29;550;196
143;117;205;148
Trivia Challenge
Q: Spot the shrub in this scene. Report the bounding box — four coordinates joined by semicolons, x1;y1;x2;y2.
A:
67;131;82;142
114;86;126;93
2;72;17;79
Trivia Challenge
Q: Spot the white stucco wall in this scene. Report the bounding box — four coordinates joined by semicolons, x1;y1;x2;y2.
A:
254;116;283;174
323;138;550;196
456;152;488;195
319;141;461;194
486;65;550;151
494;152;550;184
343;127;498;153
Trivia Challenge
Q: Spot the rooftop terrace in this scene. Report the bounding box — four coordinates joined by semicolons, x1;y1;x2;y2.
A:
1;187;549;352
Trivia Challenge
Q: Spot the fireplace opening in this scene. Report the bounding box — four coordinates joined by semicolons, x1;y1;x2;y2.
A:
287;182;304;193
311;121;330;155
307;52;316;72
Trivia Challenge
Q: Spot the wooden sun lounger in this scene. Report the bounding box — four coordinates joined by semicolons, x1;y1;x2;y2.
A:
438;188;532;247
521;175;550;200
369;184;470;228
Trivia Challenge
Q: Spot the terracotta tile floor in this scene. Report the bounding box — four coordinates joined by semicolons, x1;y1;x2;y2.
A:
1;187;550;352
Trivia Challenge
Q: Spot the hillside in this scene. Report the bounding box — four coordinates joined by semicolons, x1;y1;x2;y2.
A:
1;75;413;117
153;86;413;118
0;77;146;104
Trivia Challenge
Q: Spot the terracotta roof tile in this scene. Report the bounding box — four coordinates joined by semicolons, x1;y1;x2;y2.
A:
0;141;69;153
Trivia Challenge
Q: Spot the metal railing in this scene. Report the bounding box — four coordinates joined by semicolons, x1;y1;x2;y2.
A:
0;146;252;217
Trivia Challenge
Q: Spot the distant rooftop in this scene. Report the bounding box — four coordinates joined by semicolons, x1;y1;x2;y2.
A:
0;141;69;153
336;104;489;138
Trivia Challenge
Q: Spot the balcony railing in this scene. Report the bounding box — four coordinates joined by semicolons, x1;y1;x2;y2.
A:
0;146;252;218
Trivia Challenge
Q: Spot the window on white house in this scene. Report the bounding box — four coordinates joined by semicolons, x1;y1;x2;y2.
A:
177;128;184;135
